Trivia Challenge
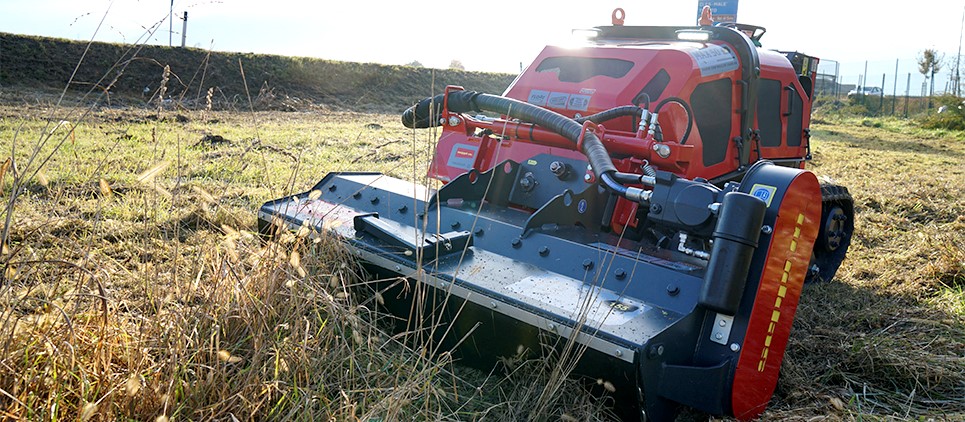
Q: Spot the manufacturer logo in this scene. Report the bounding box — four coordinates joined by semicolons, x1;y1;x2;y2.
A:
578;199;588;214
605;300;639;313
447;143;479;170
750;184;778;207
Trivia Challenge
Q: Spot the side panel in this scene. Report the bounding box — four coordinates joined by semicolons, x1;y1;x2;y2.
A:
755;50;813;164
730;170;821;419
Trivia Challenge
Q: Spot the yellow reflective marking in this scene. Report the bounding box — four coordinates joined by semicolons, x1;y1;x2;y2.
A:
760;211;809;373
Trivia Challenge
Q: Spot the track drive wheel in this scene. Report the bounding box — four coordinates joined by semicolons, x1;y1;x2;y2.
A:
806;183;854;283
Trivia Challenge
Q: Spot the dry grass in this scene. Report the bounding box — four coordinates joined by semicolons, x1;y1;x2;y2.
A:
0;61;962;422
763;115;965;420
0;97;624;421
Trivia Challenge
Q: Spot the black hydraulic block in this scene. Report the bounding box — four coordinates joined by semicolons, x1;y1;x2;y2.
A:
699;191;767;315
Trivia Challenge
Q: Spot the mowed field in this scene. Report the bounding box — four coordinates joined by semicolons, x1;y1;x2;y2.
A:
0;90;962;421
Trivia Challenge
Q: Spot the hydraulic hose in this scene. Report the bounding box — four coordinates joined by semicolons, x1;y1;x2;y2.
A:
401;94;446;129
574;105;643;125
403;90;631;198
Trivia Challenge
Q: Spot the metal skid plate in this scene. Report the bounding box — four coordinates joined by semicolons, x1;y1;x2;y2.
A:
259;173;709;362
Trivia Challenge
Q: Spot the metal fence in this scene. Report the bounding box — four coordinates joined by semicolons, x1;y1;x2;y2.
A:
812;57;958;117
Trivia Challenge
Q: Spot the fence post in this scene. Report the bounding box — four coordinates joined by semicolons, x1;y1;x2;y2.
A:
878;74;885;115
893;59;899;116
904;73;911;118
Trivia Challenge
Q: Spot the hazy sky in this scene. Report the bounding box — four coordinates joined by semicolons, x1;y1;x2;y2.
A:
2;0;965;94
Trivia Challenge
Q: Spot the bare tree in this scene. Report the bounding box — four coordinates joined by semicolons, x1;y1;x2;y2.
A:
449;60;465;71
918;49;945;104
405;60;423;68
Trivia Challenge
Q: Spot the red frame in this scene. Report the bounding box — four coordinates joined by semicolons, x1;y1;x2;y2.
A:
427;32;816;234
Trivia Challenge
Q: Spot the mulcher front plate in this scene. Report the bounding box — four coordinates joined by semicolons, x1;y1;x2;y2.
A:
259;160;821;420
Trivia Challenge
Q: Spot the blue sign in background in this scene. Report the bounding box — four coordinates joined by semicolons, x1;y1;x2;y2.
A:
697;1;740;23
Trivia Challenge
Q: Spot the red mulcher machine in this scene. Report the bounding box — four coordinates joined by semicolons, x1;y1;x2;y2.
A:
260;9;853;421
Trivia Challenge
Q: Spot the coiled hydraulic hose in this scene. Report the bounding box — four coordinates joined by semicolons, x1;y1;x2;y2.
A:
402;91;641;199
653;96;694;144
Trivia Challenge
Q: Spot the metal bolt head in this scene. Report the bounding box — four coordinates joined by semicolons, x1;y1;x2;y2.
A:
328;184;337;192
666;284;679;296
398;205;408;213
761;225;773;234
582;259;594;270
538;246;550;256
519;172;536;192
730;343;741;352
511;238;522;249
474;228;484;236
653;143;671;158
490;301;498;309
370;197;380;205
615;268;627;280
715;333;724;340
549;161;567;177
584;173;592;182
615;349;623;357
448;116;462;126
451;221;461;230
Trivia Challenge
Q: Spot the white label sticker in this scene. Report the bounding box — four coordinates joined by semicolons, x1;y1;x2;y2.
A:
567;94;591;111
547;92;570;109
691;44;739;77
528;90;549;106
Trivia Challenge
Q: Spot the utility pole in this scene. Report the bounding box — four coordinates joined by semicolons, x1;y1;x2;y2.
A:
181;11;188;48
169;0;174;46
956;1;965;96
